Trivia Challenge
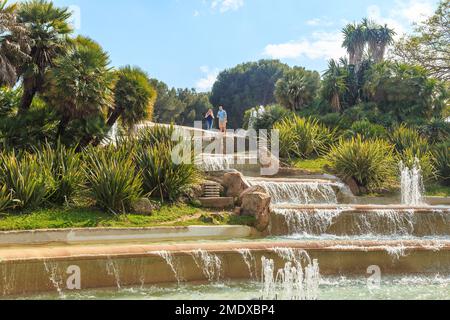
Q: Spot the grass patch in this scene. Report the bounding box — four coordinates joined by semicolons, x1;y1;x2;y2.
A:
292;158;331;173
425;184;450;197
0;205;239;231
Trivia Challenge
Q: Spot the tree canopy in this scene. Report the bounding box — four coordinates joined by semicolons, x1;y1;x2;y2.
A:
210;59;289;129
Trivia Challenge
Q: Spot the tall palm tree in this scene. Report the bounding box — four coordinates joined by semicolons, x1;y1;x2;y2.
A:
43;36;114;140
17;0;72;113
342;22;367;67
364;19;395;63
107;66;157;131
0;0;31;87
322;59;348;112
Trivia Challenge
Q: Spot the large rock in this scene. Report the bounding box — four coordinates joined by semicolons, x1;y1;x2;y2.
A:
237;185;267;206
131;198;156;216
344;177;360;196
222;172;250;198
241;192;271;232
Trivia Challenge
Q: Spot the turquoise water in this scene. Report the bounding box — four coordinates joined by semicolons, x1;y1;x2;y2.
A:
17;275;450;300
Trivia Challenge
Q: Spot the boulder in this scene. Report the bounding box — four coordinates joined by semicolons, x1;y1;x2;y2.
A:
131;198;156;216
344;177;360;196
241;191;271;232
222;172;250;198
237;185;267;206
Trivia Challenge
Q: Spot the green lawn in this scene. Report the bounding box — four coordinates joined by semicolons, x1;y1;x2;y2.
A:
0;205;251;231
292;158;330;174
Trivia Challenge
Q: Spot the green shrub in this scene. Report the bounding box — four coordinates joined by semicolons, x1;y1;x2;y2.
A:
0;152;49;210
38;143;85;205
389;125;429;154
419;119;450;144
344;120;387;140
327;136;396;192
433;143;450;186
274;115;336;159
136;142;199;202
245;105;291;130
389;125;434;180
84;146;143;214
137;124;177;149
0;185;12;212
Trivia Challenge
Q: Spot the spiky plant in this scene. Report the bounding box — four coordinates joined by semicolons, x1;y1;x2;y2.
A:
327;136;396;192
274;115;336;159
84;145;142;214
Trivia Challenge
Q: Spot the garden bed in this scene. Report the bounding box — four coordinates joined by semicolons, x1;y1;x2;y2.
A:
0;205;252;231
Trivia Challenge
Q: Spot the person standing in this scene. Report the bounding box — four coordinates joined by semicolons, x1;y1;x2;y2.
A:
205;109;215;130
217;106;228;133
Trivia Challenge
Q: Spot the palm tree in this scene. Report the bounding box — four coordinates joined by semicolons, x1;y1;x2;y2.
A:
364;19;395;63
107;66;157;130
17;0;72;113
322;59;348;112
342;22;367;67
0;0;31;87
43;36;114;140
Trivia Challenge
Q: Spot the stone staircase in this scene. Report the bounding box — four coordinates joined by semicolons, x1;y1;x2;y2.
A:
199;182;235;209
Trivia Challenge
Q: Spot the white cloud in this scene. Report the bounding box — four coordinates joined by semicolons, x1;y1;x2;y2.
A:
368;0;436;36
211;0;244;13
306;18;334;27
196;66;219;92
263;31;345;61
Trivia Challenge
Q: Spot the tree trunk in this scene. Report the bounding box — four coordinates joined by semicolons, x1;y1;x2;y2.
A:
19;79;37;114
89;108;123;147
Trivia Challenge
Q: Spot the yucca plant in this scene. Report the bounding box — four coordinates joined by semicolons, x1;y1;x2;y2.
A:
136;124;177;149
433;143;450;186
0;152;48;210
0;184;12;211
136;142;199;202
389;125;429;155
84;146;143;214
344;120;387;140
37;143;85;205
275;115;336;159
390;125;435;180
327;136;396;193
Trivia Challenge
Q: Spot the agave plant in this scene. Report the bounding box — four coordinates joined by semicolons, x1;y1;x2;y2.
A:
37;142;84;205
0;151;48;210
433;143;450;186
136;124;178;149
327;136;396;192
136;142;199;202
0;184;12;211
389;125;430;155
83;145;142;214
274;115;336;159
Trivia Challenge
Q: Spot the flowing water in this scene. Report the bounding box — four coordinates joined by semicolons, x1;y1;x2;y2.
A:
401;159;425;206
155;251;184;283
247;179;343;205
191;250;223;282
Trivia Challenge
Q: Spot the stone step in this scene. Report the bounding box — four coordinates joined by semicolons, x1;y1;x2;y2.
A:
199;197;235;209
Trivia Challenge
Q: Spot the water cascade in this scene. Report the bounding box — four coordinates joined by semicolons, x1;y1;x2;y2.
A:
247;179;344;205
191;250;223;282
236;249;257;280
196;154;233;172
156;251;184;284
401;159;425;206
260;253;320;300
105;257;121;290
43;261;65;299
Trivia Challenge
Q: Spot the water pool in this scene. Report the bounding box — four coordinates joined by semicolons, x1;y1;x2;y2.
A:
15;275;449;300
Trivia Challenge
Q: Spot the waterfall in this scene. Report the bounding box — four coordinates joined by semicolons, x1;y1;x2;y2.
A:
247;179;341;205
236;249;257;279
260;252;320;300
43;261;65;299
196;154;233;172
155;251;184;284
191;250;223;282
272;208;344;235
400;159;425;205
106;257;121;290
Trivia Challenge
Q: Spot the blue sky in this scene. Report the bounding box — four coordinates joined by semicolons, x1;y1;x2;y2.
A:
53;0;439;91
